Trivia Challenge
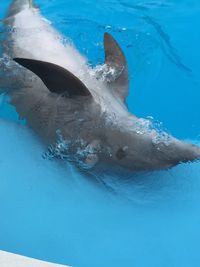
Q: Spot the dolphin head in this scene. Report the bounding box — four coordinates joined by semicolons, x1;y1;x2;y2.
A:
96;114;200;171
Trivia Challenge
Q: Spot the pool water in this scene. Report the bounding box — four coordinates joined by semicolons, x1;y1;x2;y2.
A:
1;1;200;267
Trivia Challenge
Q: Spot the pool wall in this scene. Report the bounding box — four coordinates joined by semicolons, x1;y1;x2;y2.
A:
0;250;70;267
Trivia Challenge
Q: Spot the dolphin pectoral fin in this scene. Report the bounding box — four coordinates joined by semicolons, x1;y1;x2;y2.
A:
104;32;128;103
13;58;92;98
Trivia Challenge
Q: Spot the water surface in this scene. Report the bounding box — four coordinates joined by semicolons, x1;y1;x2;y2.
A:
0;1;200;267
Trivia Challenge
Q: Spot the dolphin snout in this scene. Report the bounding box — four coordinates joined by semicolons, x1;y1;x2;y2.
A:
186;143;200;160
173;141;200;164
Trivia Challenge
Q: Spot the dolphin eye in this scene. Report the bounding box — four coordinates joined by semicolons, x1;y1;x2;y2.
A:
116;146;128;160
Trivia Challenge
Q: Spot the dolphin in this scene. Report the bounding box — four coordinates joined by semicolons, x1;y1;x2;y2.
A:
1;0;200;172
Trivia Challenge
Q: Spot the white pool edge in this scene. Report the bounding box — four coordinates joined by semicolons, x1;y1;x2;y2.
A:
0;250;71;267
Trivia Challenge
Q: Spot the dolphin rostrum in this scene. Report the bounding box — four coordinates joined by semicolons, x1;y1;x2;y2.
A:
1;0;200;172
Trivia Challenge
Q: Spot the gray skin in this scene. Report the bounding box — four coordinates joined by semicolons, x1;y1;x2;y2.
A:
1;0;200;173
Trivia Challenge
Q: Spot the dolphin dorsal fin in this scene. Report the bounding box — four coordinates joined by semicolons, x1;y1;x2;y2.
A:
13;58;92;98
104;32;128;103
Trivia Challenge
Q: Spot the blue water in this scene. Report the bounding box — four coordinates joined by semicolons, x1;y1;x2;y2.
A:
1;1;200;267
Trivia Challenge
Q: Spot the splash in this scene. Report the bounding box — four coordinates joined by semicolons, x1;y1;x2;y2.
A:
132;116;172;145
91;63;124;83
44;130;100;170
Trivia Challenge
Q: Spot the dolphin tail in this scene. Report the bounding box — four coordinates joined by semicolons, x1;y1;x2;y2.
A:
6;0;35;18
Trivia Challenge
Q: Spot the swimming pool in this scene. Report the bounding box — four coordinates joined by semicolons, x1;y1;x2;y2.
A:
1;0;200;266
